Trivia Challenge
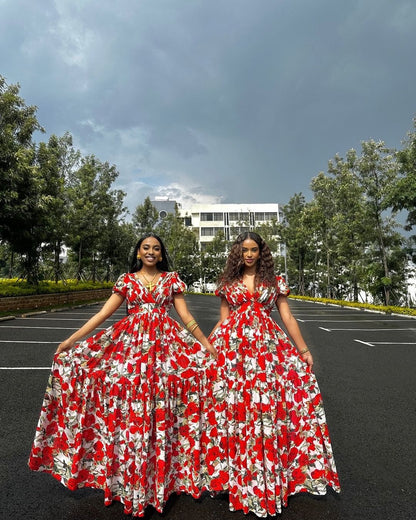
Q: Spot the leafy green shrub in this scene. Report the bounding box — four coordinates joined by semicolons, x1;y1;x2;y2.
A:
289;294;416;316
0;278;113;297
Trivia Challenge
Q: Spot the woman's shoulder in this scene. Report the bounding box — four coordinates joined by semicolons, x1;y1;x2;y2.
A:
112;272;134;294
164;270;179;279
163;271;186;293
215;280;234;297
115;272;131;282
274;275;290;295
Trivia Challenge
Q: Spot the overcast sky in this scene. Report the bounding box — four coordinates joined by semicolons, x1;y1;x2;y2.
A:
1;0;415;215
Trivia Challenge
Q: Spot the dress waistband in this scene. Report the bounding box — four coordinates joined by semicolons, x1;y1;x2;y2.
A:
234;300;271;315
128;304;167;315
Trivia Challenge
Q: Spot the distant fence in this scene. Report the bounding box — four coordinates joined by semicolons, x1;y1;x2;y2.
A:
0;289;112;313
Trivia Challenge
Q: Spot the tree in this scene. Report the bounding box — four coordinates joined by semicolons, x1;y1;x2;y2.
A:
99;221;136;281
357;140;404;305
132;197;159;234
201;230;228;284
65;155;126;281
279;194;314;295
0;76;44;282
390;117;416;252
154;207;200;284
36;133;80;282
325;150;369;301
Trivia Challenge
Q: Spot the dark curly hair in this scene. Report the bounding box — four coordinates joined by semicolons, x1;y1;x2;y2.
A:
218;231;276;288
129;232;171;273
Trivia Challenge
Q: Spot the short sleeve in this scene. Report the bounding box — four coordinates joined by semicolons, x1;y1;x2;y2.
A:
171;272;186;294
215;283;225;298
276;275;290;296
112;273;129;298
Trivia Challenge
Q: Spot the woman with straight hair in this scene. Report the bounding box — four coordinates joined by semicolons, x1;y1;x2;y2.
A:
29;232;216;517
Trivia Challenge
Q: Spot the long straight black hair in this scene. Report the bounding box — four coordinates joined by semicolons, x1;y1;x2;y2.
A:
129;232;171;273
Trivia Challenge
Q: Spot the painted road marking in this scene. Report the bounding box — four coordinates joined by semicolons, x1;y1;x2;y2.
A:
0;367;51;370
303;318;409;323
0;326;78;330
320;327;415;332
354;339;375;346
0;340;57;343
354;339;416;347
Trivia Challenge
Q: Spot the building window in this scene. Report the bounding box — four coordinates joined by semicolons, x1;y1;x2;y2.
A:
201;227;216;236
213;213;224;221
201;213;213;221
255;212;265;221
231;226;249;237
239;212;249;222
229;212;239;221
265;212;277;220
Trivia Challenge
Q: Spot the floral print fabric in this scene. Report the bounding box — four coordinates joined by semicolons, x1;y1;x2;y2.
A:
29;271;212;517
201;276;340;517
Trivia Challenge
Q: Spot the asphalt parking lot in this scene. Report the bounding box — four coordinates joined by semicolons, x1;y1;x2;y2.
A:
0;295;415;520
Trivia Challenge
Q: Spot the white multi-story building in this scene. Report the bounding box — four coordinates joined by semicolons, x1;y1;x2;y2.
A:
179;203;281;250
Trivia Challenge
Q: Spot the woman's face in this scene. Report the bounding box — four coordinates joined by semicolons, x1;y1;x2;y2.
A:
138;236;162;268
241;238;260;269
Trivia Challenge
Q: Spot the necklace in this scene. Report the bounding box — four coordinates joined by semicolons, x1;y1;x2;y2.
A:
141;272;159;291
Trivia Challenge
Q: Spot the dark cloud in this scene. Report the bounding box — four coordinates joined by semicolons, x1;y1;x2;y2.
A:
1;0;415;214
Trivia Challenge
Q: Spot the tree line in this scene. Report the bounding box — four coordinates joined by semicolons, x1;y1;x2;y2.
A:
0;75;415;306
279;136;415;307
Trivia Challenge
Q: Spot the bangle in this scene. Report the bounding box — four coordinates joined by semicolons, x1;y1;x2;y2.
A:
189;323;199;333
186;319;197;330
299;347;309;355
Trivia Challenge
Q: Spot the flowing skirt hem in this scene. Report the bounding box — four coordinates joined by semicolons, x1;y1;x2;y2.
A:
203;481;341;518
28;463;203;517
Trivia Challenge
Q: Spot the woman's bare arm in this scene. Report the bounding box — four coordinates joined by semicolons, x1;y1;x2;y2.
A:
276;295;313;366
209;297;230;337
173;293;217;358
56;293;125;354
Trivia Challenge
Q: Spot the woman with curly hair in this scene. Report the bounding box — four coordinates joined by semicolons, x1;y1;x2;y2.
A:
201;232;340;517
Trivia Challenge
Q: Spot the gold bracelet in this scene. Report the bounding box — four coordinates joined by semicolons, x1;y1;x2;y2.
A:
299;347;309;355
189;323;199;333
186;319;197;330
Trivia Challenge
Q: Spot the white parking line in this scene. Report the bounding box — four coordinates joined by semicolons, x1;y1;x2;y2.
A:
20;315;125;321
20;317;96;321
354;339;416;347
0;340;57;343
0;326;77;330
294;313;365;317
370;342;416;345
320;327;415;332
0;367;51;370
354;339;375;346
304;319;413;322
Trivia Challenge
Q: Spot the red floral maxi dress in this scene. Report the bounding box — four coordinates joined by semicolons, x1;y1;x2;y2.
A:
28;271;212;517
201;277;341;517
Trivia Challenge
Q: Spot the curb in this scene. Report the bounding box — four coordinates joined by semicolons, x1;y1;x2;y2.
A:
21;310;48;318
291;297;416;318
0;301;105;321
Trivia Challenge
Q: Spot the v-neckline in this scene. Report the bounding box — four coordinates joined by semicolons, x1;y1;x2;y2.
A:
133;271;165;293
240;278;258;297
